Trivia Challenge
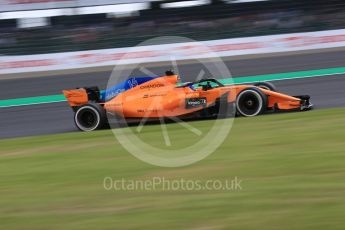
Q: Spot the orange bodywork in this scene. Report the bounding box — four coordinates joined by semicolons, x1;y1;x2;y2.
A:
63;75;305;118
63;88;88;107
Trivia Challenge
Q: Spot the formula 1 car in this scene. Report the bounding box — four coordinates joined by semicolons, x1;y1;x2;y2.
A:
63;71;312;131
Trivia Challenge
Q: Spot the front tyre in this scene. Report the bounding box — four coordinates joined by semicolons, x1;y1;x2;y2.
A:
74;103;106;131
236;88;267;117
254;82;277;91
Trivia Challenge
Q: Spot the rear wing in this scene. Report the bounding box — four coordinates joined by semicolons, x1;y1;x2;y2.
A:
63;87;100;107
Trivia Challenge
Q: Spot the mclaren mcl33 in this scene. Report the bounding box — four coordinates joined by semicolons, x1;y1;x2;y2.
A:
63;71;312;131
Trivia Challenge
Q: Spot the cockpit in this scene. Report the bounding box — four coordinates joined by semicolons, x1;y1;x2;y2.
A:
176;78;225;91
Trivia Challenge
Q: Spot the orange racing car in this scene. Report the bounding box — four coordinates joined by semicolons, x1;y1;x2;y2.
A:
63;71;312;131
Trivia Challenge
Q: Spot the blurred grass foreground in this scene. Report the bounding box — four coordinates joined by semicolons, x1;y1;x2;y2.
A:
1;108;345;229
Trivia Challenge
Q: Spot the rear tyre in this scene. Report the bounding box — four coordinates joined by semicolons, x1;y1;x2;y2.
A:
74;103;106;131
236;88;267;117
254;82;277;91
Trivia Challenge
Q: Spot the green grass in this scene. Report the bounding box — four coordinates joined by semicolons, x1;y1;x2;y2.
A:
1;108;345;230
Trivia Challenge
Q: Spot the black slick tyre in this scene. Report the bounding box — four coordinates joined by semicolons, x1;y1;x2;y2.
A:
74;103;106;131
236;88;267;117
254;82;277;91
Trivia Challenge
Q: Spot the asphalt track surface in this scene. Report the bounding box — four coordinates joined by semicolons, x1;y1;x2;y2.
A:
1;50;345;139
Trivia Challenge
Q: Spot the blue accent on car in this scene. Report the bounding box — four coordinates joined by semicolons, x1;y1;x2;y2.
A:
100;76;159;101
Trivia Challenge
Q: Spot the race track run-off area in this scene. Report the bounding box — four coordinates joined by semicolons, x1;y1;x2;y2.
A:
1;107;345;229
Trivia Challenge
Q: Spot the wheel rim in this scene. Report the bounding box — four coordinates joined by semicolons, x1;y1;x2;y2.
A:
237;90;263;116
75;106;100;131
